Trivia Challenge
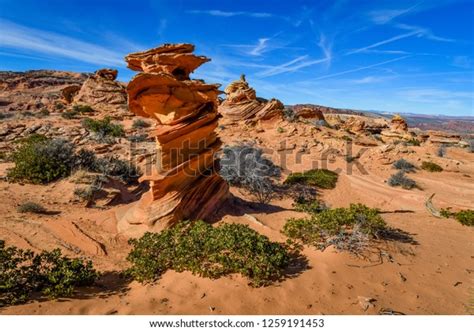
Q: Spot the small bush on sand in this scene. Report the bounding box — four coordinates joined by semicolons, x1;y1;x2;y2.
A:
283;204;386;251
393;159;416;172
92;156;139;184
440;208;474;227
128;134;148;143
421;161;443;172
82;117;124;138
8;137;75;184
455;210;474;226
72;104;94;114
388;171;416;189
38;108;50;117
55;102;65;110
0;241;97;307
282;108;298;122
437;145;446;157
132;118;151;129
220;144;280;203
406;138;421;146
61;110;79;119
126;220;295;287
17;201;47;214
285;169;338;189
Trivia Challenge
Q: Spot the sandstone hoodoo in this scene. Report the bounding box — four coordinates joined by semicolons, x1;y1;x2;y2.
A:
219;74;284;122
71;68;127;113
117;43;229;235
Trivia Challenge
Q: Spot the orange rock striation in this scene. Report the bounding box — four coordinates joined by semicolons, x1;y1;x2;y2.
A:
117;43;229;235
219;74;284;122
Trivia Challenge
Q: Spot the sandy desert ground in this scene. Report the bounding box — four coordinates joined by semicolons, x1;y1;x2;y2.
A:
0;114;473;315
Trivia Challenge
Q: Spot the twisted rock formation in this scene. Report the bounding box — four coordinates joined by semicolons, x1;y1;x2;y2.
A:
117;43;229;235
72;68;127;112
390;114;408;133
219;75;283;122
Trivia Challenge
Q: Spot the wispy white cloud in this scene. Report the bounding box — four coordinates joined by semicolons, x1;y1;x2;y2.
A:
249;38;270;56
356;49;410;55
0;19;124;66
254;34;332;78
350;76;392;84
368;4;420;24
345;31;419;55
186;10;273;18
396;23;455;42
314;56;410;80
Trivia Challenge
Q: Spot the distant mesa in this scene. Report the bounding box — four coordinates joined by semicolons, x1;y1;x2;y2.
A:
219;74;284;122
117;43;229;236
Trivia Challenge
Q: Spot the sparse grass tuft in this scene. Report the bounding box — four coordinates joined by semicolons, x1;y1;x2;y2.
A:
61;110;79;119
388;171;416;189
72;104;94;114
406;138;421;146
393;159;416;172
17;201;47;214
285;169;338;189
132;118;151;129
126;220;295;287
421;161;443;172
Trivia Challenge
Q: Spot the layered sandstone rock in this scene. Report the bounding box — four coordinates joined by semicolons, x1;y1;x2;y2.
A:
72;68;127;112
219;75;284;122
0;70;88;113
118;43;229;235
293;107;326;120
381;114;412;141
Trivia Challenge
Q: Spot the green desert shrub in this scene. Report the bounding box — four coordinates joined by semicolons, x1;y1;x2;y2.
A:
219;144;281;203
393;159;416;172
17;201;47;214
406;138;421;146
421;161;443;172
285;169;338;189
8;137;75;184
126;220;294;287
283;204;386;250
0;241;98;307
455;210;474;226
61;110;79;119
132;118;151;129
72;104;94;114
441;208;474;227
7;136;138;184
82;116;124;138
292;195;326;214
38;108;50;117
388;171;416;189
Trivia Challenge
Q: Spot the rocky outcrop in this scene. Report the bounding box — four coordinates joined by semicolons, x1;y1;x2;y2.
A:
381;114;412;141
72;69;127;113
219;75;284;122
293;107;326;121
0;70;88;113
343;117;366;133
390;114;408;133
118;43;229;235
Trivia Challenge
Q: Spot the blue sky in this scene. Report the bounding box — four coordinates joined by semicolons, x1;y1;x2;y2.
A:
0;0;473;116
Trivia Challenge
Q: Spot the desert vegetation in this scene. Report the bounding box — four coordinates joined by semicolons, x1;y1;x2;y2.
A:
220;144;280;203
285;169;338;189
393;159;416;172
0;241;97;307
421;161;443;172
7;134;138;184
388;171;417;189
126;220;296;287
